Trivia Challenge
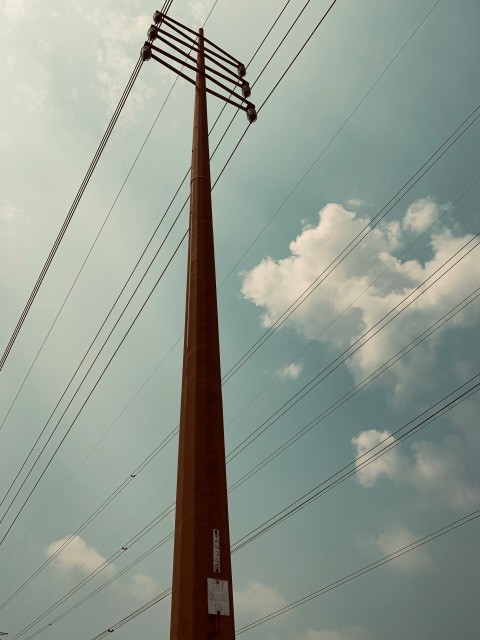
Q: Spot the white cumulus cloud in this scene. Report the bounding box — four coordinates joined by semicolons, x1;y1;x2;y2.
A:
46;535;115;577
371;522;431;573
352;430;480;509
241;200;479;396
235;580;287;617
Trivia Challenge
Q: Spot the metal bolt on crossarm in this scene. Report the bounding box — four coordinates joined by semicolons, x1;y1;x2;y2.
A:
140;9;258;640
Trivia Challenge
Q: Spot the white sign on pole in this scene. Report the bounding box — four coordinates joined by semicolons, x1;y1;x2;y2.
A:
213;529;220;573
207;578;230;616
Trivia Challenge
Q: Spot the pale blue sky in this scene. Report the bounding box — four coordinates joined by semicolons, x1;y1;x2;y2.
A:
1;1;479;639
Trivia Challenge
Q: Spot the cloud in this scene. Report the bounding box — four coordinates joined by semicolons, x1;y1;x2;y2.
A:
235;580;287;617
370;522;431;573
86;8;158;116
346;198;368;208
189;1;212;24
46;536;115;577
3;0;25;22
129;574;158;600
351;429;408;488
241;200;479;396
278;362;303;380
403;197;444;233
300;626;375;640
352;430;480;509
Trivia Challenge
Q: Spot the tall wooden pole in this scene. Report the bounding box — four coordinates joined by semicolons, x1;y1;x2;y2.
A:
169;27;236;640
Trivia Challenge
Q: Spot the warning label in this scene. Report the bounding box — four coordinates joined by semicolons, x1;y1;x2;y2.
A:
207;578;230;616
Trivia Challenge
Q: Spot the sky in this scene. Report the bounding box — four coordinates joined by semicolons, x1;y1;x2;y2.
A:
0;0;479;639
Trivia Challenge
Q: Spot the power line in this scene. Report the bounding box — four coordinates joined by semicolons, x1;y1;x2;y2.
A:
0;55;146;372
0;0;332;587
0;0;220;436
217;0;442;288
228;287;480;492
226;234;479;462
3;166;476;604
0;0;309;518
236;508;480;633
78;508;480;638
221;102;480;384
0;231;188;547
10;370;478;639
225;169;480;431
231;375;480;553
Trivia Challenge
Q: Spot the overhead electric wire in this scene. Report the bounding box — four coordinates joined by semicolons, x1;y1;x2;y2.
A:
3;3;474;632
4;106;476;602
226;234;480;462
236;508;480;633
0;0;225;531
0;0;181;435
0;55;145;373
217;0;442;288
228;286;480;492
225;168;480;431
0;0;331;595
221;101;480;385
82;507;480;639
231;374;480;553
0;229;188;548
10;368;479;638
79;477;480;638
0;0;303;511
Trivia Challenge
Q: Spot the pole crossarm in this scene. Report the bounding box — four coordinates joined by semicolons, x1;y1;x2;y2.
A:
140;9;257;123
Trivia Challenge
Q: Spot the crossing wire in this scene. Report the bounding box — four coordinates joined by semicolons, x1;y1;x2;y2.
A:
2;116;476;602
0;36;151;371
225;169;480;431
0;0;224;436
80;507;480;637
226;234;480;463
228;286;480;492
236;508;480;634
8;321;479;639
221;102;480;384
0;0;301;513
0;0;339;547
231;375;480;553
217;0;442;288
0;0;468;616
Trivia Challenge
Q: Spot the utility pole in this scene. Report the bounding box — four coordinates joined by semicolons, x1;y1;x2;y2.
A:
141;10;257;640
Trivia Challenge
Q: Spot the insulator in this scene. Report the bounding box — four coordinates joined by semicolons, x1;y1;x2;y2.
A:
147;25;158;40
241;82;251;99
246;107;257;124
237;63;246;77
140;44;152;61
153;10;163;24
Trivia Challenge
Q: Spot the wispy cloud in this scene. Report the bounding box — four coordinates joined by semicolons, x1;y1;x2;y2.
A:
3;0;25;22
278;362;303;380
189;0;212;24
368;522;431;573
352;429;480;509
235;580;287;617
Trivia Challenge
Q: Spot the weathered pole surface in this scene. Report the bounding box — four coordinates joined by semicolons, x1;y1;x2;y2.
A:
169;27;236;640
